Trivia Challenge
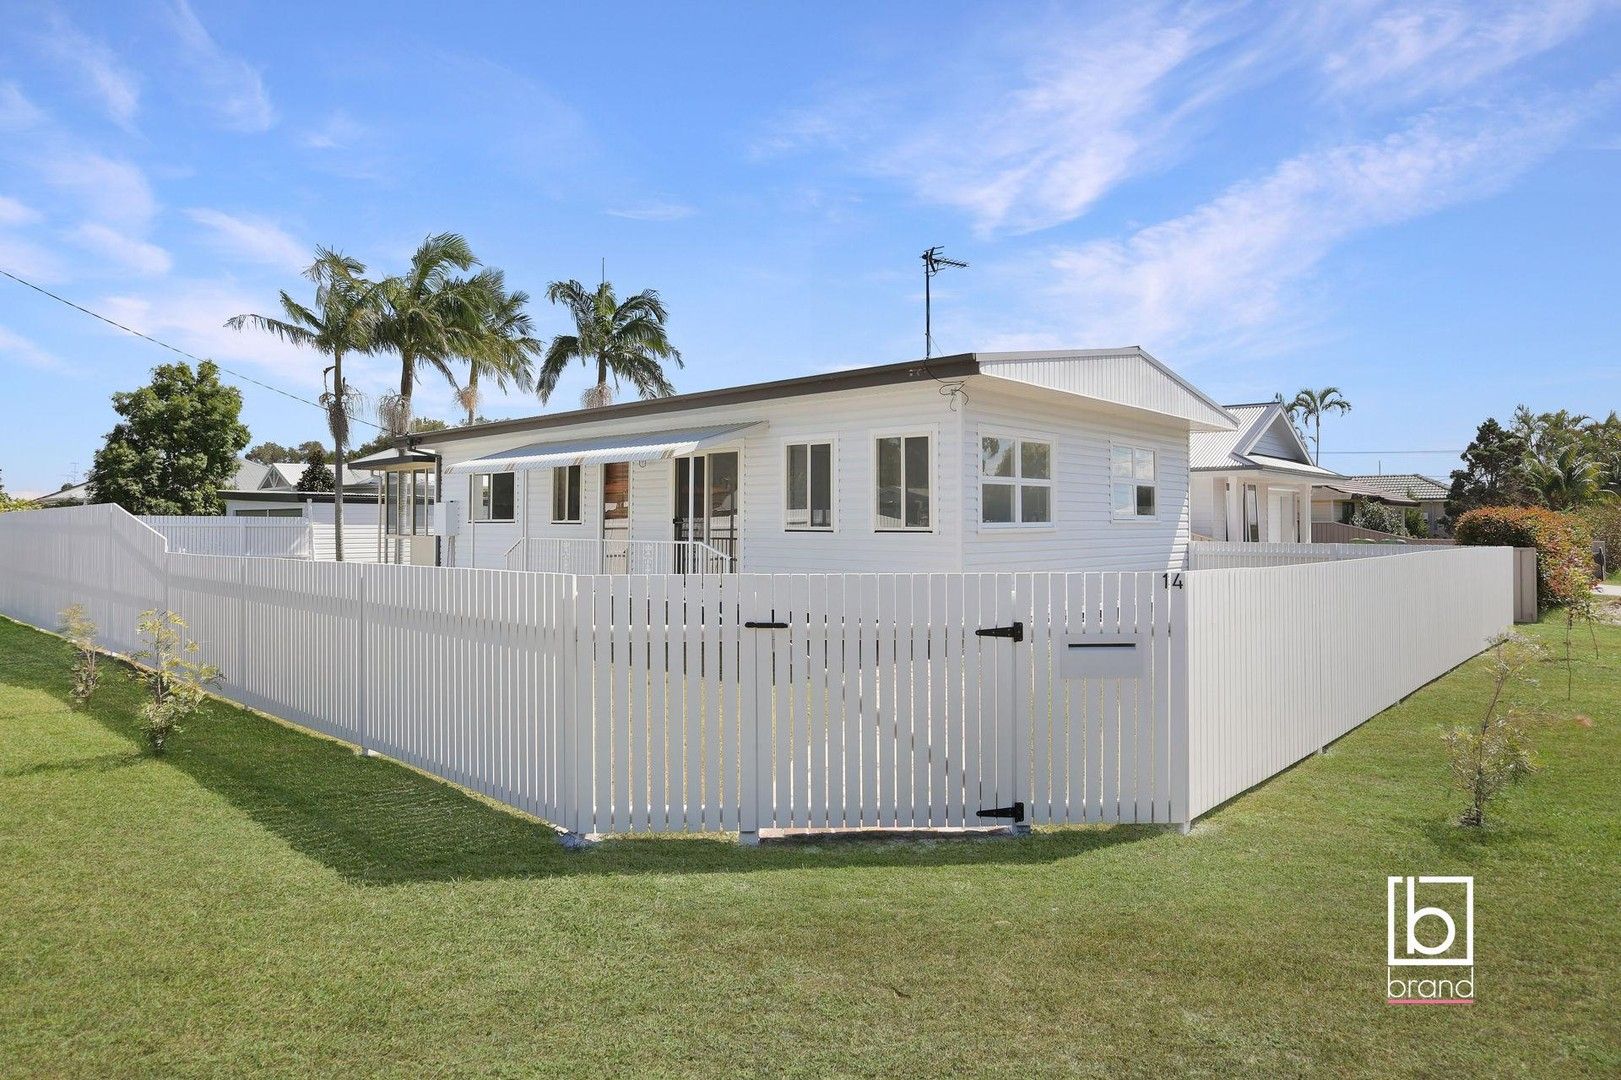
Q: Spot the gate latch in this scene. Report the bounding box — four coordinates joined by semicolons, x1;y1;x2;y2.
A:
976;802;1026;823
744;620;790;630
974;621;1024;643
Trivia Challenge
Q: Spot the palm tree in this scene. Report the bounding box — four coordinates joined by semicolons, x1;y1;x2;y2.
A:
454;268;542;425
538;279;682;408
1522;442;1607;510
373;233;482;433
227;249;375;560
1286;387;1352;465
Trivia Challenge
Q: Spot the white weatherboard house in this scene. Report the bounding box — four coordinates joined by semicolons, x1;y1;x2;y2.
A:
1188;400;1340;543
352;349;1237;575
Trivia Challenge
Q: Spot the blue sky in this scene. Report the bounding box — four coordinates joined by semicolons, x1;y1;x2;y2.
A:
1;0;1618;497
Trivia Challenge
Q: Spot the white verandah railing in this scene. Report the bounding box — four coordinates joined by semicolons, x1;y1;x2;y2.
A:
0;507;1514;839
504;537;735;575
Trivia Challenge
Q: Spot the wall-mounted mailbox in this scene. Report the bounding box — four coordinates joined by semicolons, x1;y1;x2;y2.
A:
1058;635;1145;680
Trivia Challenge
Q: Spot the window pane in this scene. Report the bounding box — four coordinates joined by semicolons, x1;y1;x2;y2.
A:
786;444;808;527
1021;441;1051;480
1022;484;1051;523
1112;445;1134;477
1134;448;1155;481
1113;481;1135;515
876;437;902;528
565;466;580;521
602;462;629;521
982;437;1015;478
1135;483;1155;518
413;471;426;531
982;483;1015;523
905;435;930;528
492;473;515;520
809;443;832;528
552;467;567;521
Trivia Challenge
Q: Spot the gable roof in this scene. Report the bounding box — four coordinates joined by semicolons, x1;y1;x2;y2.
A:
1190;400;1341;478
1342;473;1449;501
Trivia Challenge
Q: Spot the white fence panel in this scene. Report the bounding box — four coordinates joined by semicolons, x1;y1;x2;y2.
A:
308;523;384;563
1181;546;1513;818
139;516;312;559
1187;540;1421;570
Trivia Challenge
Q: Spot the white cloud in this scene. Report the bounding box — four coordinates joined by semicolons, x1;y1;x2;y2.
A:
37;9;140;128
68;222;172;276
0;195;40;226
1322;0;1600;101
0;324;66;370
302;109;366;150
96;282;322;388
1034;97;1600;354
185;209;308;272
34;149;156;228
0;232;67;282
0;82;46;130
167;0;275;132
605;200;697;221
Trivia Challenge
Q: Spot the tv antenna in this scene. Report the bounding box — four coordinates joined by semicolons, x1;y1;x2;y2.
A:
921;246;967;359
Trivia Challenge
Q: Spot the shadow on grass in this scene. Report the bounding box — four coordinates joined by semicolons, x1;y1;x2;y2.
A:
4;636;1160;886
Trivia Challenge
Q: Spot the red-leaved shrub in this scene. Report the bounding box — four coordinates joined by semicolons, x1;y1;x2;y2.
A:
1454;506;1594;608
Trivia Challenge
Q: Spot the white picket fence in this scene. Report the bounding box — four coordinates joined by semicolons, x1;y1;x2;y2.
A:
0;507;1515;838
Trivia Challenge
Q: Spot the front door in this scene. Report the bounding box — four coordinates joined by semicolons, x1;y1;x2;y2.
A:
673;451;739;570
602;461;630;572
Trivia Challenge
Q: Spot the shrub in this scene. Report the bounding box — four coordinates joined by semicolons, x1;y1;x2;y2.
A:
1577;502;1620;578
58;604;100;707
1352;500;1407;536
130;610;219;755
1454;506;1594;608
1443;632;1547;827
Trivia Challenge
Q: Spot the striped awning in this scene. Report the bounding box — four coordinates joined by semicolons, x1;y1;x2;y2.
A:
444;421;764;475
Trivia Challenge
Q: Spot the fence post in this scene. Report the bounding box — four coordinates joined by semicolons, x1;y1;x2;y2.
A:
737;575;771;845
356;565;372;756
1169;572;1193;834
564;576;596;841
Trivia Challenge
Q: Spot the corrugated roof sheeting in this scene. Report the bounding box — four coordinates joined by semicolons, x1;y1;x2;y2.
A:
445;421;765;475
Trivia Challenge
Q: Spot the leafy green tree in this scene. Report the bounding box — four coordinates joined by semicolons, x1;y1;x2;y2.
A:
89;360;250;515
1523;441;1607;510
538;279;682;408
1285;387;1351;465
373;233;483;433
229;249;375;559
353;417;450;459
296;447;335;492
1447;417;1530;520
245;441;294;465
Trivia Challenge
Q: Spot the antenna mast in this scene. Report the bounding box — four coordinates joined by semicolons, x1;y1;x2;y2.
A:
921;246;967;359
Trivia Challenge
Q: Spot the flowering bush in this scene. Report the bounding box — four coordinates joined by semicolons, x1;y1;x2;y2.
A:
1455;506;1593;608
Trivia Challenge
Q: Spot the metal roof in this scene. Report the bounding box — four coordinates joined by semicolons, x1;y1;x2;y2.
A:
1342;473;1449;501
444;421;765;475
1189;401;1339;477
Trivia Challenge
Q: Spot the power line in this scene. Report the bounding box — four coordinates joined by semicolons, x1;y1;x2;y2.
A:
0;266;382;431
1318;450;1459;455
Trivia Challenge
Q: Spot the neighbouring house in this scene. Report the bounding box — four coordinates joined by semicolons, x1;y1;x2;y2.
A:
29;481;91;507
222;459;382;524
1312;473;1448;536
350;348;1238;574
1188;400;1340;543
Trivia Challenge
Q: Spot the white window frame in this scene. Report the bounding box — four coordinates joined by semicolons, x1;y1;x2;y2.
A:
978;433;1055;530
469;472;516;524
872;428;935;533
782;437;837;532
1109;441;1160;522
551;464;583;524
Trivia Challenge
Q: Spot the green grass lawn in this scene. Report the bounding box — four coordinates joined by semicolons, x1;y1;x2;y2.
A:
2;612;1617;1078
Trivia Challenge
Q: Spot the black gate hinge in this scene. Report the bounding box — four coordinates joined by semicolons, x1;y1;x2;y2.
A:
974;621;1024;643
976;802;1025;823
